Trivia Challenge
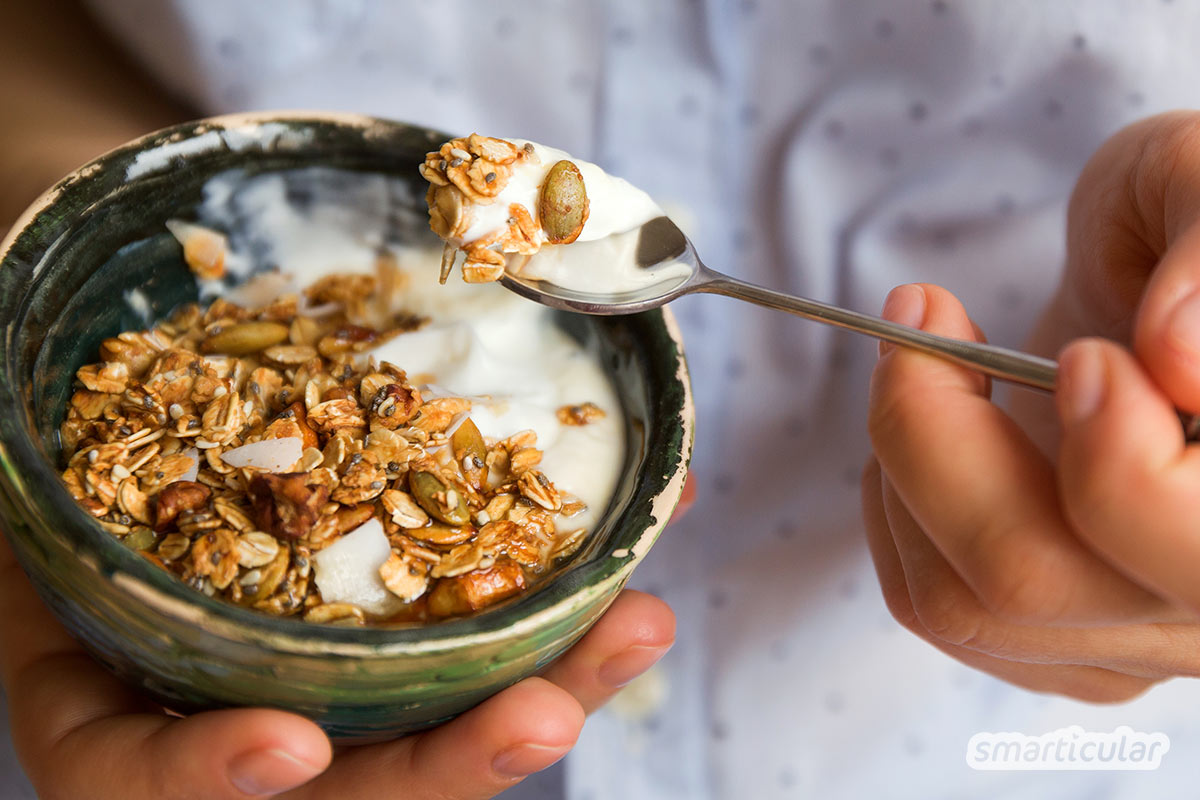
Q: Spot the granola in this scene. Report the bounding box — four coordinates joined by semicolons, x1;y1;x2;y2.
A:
421;134;553;284
60;251;598;624
420;134;677;295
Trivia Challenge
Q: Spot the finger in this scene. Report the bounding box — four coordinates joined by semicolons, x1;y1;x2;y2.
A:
1058;337;1200;614
291;677;583;800
1093;114;1200;409
869;283;1166;624
880;466;1200;680
15;698;330;799
862;458;1156;702
0;535;335;799
539;589;675;714
0;534;90;688
1133;219;1200;412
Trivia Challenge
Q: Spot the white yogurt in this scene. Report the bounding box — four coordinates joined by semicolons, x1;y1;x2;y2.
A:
196;169;626;536
459;139;662;247
448;139;691;296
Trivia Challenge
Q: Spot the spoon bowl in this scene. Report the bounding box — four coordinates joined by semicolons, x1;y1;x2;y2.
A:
501;218;696;314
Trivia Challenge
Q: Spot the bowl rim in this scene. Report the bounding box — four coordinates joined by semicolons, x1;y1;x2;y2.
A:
0;111;695;656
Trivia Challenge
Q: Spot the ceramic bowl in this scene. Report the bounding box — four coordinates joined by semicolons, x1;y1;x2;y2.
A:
0;112;693;741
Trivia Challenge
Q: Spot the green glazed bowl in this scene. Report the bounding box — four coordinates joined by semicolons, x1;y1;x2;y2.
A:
0;112;693;741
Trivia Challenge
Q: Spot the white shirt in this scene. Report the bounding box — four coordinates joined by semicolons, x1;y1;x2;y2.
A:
37;1;1200;797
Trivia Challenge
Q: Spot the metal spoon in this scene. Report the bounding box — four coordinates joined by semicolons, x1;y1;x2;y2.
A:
501;215;1057;392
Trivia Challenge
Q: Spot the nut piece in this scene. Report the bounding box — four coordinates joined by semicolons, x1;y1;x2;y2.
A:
428;561;526;617
539;160;589;244
116;478;152;525
249;473;329;540
154;480;212;532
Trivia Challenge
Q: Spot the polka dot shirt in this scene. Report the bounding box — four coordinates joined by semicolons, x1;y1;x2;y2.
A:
41;1;1200;798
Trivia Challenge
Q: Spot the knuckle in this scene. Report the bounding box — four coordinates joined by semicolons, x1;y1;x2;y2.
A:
969;538;1069;626
1137;114;1200;217
878;579;921;634
908;584;991;651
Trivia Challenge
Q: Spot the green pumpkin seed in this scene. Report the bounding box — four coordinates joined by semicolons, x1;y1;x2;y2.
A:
451;418;489;488
409;470;471;526
122;526;158;552
539;160;589;244
202;321;289;355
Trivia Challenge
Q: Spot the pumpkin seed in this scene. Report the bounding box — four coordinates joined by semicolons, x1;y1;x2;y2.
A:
201;321;289;356
451;417;489;488
123;526;158;552
407;522;476;546
409;470;471;526
539;160;589;244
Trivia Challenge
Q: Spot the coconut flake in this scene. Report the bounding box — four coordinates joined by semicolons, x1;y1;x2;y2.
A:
220;437;303;472
312;519;403;617
179;449;200;483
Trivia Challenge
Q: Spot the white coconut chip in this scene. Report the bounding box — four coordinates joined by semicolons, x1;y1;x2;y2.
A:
179;448;200;483
220;437;303;472
312;519;403;618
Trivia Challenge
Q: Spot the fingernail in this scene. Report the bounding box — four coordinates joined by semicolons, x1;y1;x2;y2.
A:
492;742;572;778
879;285;927;357
228;748;324;796
1058;343;1107;424
597;643;673;688
1166;290;1200;360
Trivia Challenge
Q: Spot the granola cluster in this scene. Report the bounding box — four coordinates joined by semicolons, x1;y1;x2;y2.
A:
420;134;540;284
59;260;598;624
420;134;590;285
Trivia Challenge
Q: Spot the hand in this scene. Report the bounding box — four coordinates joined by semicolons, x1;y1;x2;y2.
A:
862;111;1200;701
0;499;684;800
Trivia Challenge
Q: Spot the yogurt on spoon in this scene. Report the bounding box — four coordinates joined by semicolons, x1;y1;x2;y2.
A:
421;134;691;295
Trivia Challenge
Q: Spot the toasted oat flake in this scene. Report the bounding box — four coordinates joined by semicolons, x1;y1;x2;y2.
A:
557;402;607;426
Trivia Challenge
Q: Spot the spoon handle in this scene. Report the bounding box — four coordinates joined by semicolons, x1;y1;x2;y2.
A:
693;270;1057;392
